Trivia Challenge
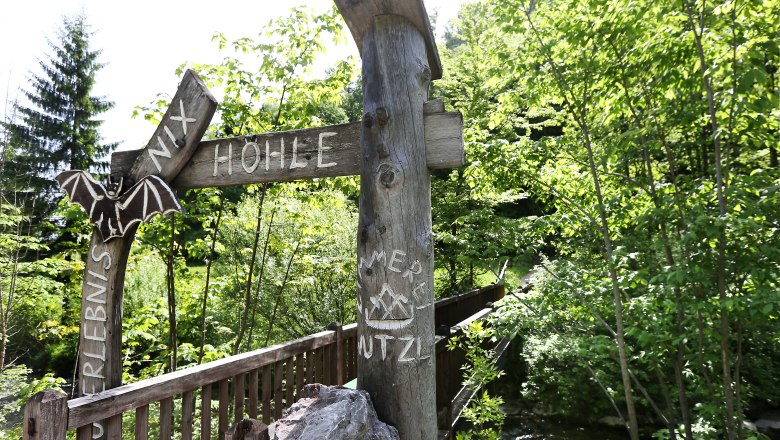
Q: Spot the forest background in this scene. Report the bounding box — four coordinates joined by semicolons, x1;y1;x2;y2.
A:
1;0;778;439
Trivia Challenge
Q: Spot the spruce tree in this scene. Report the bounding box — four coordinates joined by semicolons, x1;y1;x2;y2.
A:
2;14;115;220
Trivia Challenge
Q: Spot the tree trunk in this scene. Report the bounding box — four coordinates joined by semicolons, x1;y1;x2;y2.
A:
234;186;267;355
684;4;736;437
198;195;224;364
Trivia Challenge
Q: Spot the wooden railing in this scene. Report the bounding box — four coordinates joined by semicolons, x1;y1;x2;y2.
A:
23;284;505;440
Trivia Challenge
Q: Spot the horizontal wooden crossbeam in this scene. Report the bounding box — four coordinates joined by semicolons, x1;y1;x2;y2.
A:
112;111;463;190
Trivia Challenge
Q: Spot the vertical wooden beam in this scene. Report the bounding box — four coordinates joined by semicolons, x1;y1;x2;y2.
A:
218;378;229;440
200;384;212;440
23;390;68;440
234;373;245;424
182;390;194;440
135;405;149;440
248;369;259;420
328;322;344;385
262;365;271;425
356;13;437;439
159;398;173;440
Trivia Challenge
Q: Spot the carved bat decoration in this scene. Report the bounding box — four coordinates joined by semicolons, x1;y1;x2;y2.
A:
56;170;183;242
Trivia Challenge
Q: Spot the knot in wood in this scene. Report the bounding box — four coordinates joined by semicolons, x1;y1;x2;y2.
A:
175;138;186;148
376;108;389;126
419;63;432;84
363;112;374;128
377;162;401;188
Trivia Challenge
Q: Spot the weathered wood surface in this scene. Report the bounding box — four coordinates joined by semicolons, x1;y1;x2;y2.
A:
128;69;217;181
67;329;337;429
74;70;216;439
110;111;463;189
356;14;438;439
334;0;442;80
23;391;68;440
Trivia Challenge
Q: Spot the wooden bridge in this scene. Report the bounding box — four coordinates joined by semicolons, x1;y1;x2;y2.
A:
23;284;508;440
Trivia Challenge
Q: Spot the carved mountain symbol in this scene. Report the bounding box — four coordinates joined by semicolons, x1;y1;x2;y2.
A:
368;284;412;321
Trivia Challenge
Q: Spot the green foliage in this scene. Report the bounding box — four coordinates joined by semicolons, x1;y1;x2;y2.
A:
449;321;506;439
1;14;115;221
0;365;65;438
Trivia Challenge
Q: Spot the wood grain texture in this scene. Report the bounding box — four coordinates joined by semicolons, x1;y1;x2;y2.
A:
201;384;212;440
134;405;148;440
128;69;217;181
356;14;437;439
159;398;172;440
77;228;136;439
182;390;194;440
333;0;442;80
234;373;244;424
248;369;259;420
219;379;229;440
165;113;462;189
22;391;68;440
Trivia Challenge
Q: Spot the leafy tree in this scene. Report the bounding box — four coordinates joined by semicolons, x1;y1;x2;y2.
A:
2;14;115;222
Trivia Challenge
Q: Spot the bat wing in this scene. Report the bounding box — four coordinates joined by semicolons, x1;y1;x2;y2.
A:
115;175;182;235
55;170;108;222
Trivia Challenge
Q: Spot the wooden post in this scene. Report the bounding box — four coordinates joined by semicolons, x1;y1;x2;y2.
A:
75;69;216;439
23;390;68;440
327;322;344;385
354;12;438;439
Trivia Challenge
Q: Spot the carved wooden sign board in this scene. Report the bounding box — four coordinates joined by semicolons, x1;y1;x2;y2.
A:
58;1;457;438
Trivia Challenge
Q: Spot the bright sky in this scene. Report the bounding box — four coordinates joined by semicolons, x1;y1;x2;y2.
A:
0;0;464;152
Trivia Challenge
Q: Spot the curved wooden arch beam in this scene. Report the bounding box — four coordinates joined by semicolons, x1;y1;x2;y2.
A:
77;69;216;439
334;0;443;80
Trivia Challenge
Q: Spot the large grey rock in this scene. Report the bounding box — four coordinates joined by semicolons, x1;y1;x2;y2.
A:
271;384;399;440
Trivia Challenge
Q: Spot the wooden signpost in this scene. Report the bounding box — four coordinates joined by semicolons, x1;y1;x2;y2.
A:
60;1;455;438
62;70;217;439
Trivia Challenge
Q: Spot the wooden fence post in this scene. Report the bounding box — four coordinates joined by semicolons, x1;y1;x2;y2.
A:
23;390;68;440
352;10;439;439
327;322;344;385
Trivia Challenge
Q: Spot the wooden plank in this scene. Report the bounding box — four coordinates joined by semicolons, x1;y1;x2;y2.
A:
22;390;68;440
262;365;271;425
285;358;294;407
218;379;229;440
200;384;211;440
67;330;336;429
127;69;217;181
182;390;194;440
164;112;463;189
159;398;173;440
135;405;149;440
355;14;437;439
248;369;259;420
273;361;283;420
294;353;304;401
333;0;442;80
306;351;315;384
76;425;92;440
233;373;244;424
315;347;324;384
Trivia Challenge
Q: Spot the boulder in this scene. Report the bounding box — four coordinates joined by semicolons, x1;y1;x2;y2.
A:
270;384;399;440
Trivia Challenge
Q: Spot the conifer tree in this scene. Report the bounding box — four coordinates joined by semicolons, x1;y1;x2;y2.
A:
2;14;115;220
